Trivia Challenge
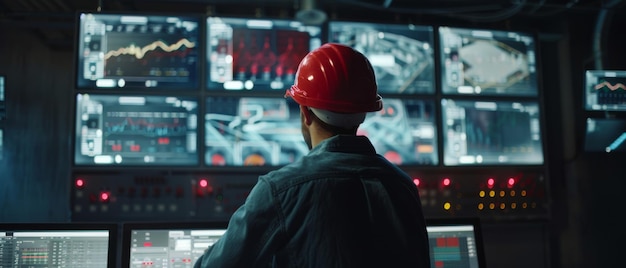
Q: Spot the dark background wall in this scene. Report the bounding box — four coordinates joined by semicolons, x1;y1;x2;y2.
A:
0;2;625;267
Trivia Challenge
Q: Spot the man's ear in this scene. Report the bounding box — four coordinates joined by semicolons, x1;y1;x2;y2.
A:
300;105;313;125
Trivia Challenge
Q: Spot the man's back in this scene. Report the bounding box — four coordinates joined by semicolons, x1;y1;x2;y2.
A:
259;135;430;267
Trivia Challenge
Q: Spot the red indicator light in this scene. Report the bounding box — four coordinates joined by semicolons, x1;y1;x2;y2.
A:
130;144;141;152
143;242;152;247
413;178;420;187
508;177;516;187
199;179;208;188
75;179;84;188
487;178;495;188
442;178;451;187
158;137;170;145
100;192;110;202
111;144;122;151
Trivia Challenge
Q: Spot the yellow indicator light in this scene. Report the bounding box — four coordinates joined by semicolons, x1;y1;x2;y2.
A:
489;191;496;197
489;203;495;210
478;203;484;210
479;191;485;198
443;202;451;210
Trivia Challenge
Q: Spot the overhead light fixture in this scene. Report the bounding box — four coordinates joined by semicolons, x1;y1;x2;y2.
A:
295;0;327;25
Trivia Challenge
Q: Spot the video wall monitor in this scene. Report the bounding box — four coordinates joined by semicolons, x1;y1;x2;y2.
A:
206;16;322;91
438;26;538;96
205;96;437;167
441;98;544;166
584;70;626;111
584;118;626;153
360;98;438;165
328;21;435;94
74;93;199;166
76;13;201;89
205;96;306;166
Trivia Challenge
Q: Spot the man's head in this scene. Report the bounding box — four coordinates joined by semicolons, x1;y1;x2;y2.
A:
285;43;383;148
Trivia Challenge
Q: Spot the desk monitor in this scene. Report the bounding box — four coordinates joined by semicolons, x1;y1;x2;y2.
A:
0;223;117;268
121;222;228;268
426;218;487;268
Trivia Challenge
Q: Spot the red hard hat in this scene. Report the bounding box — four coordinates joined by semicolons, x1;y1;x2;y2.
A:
285;43;383;113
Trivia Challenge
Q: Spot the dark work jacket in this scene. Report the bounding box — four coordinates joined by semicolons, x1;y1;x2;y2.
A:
194;135;431;268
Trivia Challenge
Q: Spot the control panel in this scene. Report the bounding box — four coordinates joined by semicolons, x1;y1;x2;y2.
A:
70;168;549;222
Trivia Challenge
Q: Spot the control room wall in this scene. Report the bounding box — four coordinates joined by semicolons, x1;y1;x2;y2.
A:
0;26;73;222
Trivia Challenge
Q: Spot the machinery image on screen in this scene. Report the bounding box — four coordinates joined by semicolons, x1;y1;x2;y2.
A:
122;223;227;268
584;70;626;111
74;94;198;166
205;96;437;166
76;13;200;89
328;21;435;94
206;17;322;91
441;99;544;165
0;224;115;268
584;118;626;153
438;26;538;96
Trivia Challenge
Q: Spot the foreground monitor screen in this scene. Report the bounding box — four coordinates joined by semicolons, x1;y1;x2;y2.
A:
205;96;437;167
426;218;486;268
328;21;435;94
75;94;199;166
76;13;201;89
441;99;544;165
584;70;626;111
438;26;538;96
206;17;322;91
121;222;227;268
0;223;117;268
584;118;626;153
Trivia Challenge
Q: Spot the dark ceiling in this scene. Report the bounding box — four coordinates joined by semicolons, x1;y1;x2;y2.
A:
1;0;624;50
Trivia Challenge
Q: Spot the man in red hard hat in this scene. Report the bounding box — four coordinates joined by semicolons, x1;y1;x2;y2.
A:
195;43;431;268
